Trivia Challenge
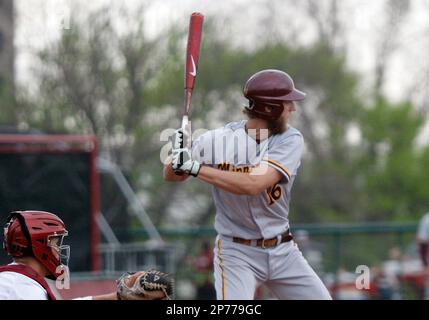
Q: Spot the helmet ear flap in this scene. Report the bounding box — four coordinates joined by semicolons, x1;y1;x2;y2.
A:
9;243;24;257
264;105;273;113
244;99;284;121
245;99;255;110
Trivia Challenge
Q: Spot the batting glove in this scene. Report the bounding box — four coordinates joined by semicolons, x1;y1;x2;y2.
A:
171;148;201;177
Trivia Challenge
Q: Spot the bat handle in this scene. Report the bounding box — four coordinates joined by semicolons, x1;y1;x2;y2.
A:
181;115;189;133
176;115;191;174
181;115;192;148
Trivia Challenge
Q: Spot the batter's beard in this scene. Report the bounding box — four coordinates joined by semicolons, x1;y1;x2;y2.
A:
268;116;287;135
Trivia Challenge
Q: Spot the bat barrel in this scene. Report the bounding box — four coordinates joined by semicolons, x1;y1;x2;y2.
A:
182;12;204;131
184;13;204;91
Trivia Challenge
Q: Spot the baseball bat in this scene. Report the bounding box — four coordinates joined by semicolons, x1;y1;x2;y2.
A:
182;12;204;148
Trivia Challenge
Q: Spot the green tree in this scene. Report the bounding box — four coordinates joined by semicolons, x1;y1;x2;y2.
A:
359;98;429;220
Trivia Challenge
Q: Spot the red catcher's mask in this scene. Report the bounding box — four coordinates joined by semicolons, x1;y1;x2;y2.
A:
3;211;70;280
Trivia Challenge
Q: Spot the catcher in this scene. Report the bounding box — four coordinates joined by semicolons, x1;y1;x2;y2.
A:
0;210;174;300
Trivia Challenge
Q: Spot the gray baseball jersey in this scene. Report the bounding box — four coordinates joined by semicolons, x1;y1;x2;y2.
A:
192;120;303;239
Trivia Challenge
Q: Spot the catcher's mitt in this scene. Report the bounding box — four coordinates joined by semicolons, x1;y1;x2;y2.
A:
116;269;174;300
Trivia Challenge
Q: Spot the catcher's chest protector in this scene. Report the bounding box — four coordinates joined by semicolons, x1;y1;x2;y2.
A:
0;264;57;300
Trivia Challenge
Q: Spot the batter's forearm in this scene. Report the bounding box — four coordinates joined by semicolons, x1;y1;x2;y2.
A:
197;166;262;195
163;163;189;182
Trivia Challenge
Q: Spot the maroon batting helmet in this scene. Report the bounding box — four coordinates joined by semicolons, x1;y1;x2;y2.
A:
3;211;70;280
243;69;306;120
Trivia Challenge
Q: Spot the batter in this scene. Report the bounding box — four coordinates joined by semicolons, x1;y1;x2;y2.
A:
164;69;332;300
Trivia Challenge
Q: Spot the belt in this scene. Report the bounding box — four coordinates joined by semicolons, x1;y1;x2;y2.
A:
232;230;293;249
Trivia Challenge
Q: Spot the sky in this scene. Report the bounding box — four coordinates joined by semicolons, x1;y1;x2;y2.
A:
13;0;429;142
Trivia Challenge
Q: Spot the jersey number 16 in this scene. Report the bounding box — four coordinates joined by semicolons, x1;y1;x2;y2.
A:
266;183;282;205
